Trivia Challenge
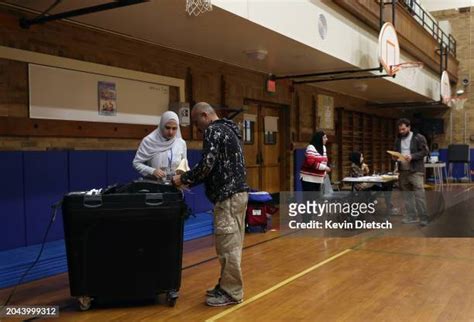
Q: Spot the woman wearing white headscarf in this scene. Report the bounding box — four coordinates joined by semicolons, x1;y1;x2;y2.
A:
133;111;187;182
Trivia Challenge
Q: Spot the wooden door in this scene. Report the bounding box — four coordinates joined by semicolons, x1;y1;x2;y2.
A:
243;103;261;190
259;105;281;193
242;103;284;193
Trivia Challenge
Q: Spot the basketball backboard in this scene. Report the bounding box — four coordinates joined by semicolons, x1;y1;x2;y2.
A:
378;22;400;76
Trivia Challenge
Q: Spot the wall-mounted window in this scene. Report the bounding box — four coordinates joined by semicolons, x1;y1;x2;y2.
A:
264;131;276;145
243;120;254;144
264;116;278;145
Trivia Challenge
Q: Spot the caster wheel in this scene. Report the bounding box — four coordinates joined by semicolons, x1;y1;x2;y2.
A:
167;297;177;307
166;291;179;307
78;296;92;311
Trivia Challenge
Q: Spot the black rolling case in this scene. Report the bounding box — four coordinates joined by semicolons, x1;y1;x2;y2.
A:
62;181;186;310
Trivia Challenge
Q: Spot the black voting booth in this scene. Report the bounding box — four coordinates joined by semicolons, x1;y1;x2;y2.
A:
62;181;186;310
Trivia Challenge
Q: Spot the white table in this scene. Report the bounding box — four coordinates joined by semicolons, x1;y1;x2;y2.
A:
342;175;398;212
342;175;399;182
342;175;399;190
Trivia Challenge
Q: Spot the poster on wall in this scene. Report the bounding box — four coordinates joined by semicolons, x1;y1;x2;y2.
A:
318;94;334;130
179;104;190;127
98;81;117;116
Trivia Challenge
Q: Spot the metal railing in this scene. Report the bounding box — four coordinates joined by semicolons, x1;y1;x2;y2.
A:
400;0;457;57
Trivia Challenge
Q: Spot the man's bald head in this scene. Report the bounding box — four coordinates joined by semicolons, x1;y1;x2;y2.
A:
191;102;219;132
193;102;216;115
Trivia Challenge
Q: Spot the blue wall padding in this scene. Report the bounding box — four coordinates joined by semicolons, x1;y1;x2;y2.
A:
186;149;213;212
106;151;140;185
23;152;68;245
187;149;200;168
294;149;305;191
69;151;107;191
183;150;198;214
0;152;26;251
183;191;195;214
192;184;213;212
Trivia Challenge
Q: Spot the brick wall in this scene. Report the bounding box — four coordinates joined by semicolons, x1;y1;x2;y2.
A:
431;8;474;147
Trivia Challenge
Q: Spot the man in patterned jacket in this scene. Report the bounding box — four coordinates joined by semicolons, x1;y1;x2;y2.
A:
173;102;249;307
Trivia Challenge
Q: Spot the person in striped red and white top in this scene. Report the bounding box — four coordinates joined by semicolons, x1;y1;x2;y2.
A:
300;131;331;191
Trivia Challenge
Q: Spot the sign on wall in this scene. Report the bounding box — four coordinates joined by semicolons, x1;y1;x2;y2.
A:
178;104;190;127
98;81;117;116
318;94;334;130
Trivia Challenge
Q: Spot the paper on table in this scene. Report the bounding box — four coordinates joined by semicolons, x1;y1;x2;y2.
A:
387;150;407;161
175;158;190;174
175;158;191;191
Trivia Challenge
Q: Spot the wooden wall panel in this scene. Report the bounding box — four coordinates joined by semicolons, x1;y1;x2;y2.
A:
0;6;402;189
335;108;396;181
0;117;155;139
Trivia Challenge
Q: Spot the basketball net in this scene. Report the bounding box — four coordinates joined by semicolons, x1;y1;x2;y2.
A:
186;0;212;16
390;62;423;83
449;96;468;110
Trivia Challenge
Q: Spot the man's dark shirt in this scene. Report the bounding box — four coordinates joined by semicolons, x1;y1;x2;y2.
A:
181;118;249;203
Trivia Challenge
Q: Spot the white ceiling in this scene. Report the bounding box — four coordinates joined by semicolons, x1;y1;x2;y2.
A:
3;0;431;103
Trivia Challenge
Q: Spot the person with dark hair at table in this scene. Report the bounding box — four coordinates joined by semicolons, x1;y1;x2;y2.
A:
300;131;331;192
349;151;400;218
349;152;376;191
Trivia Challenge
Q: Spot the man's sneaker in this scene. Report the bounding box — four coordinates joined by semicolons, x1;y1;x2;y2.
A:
205;290;242;307
206;285;220;297
419;219;429;227
402;217;419;224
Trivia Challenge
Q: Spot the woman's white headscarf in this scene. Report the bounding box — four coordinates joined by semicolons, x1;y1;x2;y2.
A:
134;111;182;163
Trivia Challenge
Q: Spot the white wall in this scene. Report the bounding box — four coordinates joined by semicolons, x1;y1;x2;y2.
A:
213;0;441;101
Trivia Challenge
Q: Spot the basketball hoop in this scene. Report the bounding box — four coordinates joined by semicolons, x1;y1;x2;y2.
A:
449;96;467;110
390;61;423;83
186;0;212;16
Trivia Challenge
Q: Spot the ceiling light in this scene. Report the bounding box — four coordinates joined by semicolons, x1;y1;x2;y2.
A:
244;49;268;61
354;82;368;92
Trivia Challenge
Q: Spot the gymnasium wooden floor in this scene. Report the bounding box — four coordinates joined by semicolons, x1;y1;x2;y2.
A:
1;188;473;321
